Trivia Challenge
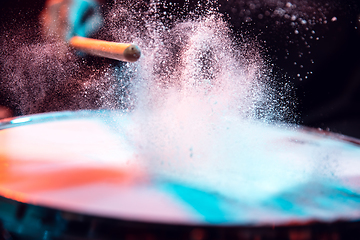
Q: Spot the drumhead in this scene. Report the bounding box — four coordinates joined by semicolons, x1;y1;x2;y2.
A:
0;110;359;231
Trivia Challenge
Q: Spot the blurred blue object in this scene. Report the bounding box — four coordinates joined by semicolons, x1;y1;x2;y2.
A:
67;0;103;40
41;0;103;41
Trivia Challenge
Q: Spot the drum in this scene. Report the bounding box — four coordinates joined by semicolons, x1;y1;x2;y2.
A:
0;110;359;240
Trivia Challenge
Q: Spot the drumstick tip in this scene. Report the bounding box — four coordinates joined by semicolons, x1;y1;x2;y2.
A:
124;44;141;62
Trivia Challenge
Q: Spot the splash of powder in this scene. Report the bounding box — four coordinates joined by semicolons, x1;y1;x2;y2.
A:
0;0;301;120
105;0;294;122
98;1;358;206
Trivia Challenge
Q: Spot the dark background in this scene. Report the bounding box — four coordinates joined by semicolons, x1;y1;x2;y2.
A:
1;0;360;138
222;0;360;138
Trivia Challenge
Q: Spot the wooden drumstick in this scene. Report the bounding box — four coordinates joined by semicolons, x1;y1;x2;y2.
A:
69;36;141;62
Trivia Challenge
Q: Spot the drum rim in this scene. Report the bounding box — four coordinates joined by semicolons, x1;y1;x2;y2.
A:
1;195;359;240
1;110;360;146
0;110;120;130
0;194;359;229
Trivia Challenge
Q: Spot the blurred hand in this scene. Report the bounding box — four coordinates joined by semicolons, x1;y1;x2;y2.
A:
41;0;103;41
